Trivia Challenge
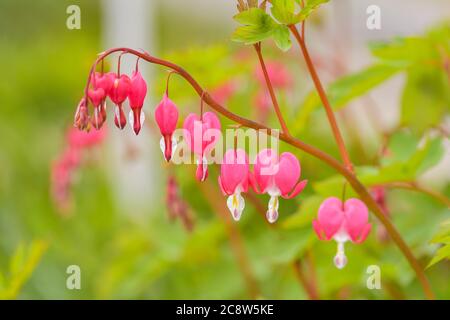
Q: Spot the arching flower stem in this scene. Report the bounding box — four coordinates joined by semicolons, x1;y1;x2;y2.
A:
78;46;434;299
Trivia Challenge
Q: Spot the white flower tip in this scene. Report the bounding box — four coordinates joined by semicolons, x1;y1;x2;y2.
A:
266;209;278;223
227;193;245;222
334;251;348;269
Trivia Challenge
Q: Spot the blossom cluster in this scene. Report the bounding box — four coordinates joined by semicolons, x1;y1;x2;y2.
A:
73;54;372;268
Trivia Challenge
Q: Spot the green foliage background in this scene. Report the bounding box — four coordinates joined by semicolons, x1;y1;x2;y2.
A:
0;0;448;299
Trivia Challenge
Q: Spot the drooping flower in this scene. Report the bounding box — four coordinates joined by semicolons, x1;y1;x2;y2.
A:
218;149;250;221
88;87;105;108
312;197;372;269
253;149;307;223
74;97;89;130
128;71;147;135
109;74;131;130
154;93;179;161
90;72;115;129
87;87;106;129
166;175;194;232
94;72;115;95
183;112;221;181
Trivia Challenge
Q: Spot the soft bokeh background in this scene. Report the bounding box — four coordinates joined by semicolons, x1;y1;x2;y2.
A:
0;0;449;299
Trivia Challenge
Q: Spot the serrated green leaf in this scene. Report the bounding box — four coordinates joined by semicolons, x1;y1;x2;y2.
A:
234;7;268;25
272;25;292;51
296;0;330;22
232;8;275;45
427;244;450;268
430;219;450;244
271;0;297;24
428;219;450;268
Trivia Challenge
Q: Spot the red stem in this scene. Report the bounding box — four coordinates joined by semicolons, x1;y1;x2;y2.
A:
289;25;353;172
254;43;291;136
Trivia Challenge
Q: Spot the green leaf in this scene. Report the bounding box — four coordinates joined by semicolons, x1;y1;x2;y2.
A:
232;8;276;45
314;131;445;195
0;240;48;299
272;25;292;51
271;0;296;24
401;68;449;134
293;64;401;133
296;0;330;22
370;37;438;68
428;219;450;268
234;7;268;25
9;243;25;277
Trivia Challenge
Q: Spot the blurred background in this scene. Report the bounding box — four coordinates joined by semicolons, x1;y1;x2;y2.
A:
0;0;448;299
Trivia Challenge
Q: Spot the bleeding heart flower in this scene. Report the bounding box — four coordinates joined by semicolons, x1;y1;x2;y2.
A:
94;72;115;95
88;87;105;107
312;197;372;269
109;74;131;130
74;97;89;130
154;93;179;161
128;71;147;135
88;72;114;130
91;101;107;130
218;149;250;221
253;149;307;223
183;112;221;181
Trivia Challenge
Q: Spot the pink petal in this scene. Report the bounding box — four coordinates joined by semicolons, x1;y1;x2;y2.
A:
201;112;221;151
317;197;345;240
312;220;326;240
219;149;249;195
155;94;179;135
182;113;200;154
344;198;370;241
352;223;372;244
282;179;307;199
182;112;221;156
218;175;228;195
248;171;261;194
88;88;105;107
109;74;131;105
253;149;278;193
128;71;147;109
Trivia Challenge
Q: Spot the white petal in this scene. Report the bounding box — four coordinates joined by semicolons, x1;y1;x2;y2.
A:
333;242;347;269
227;192;245;221
140;110;145;126
159;136;166;156
266;195;279;223
196;156;208;181
171;136;178;155
128;110;146;129
128;109;134;127
159;136;178;161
